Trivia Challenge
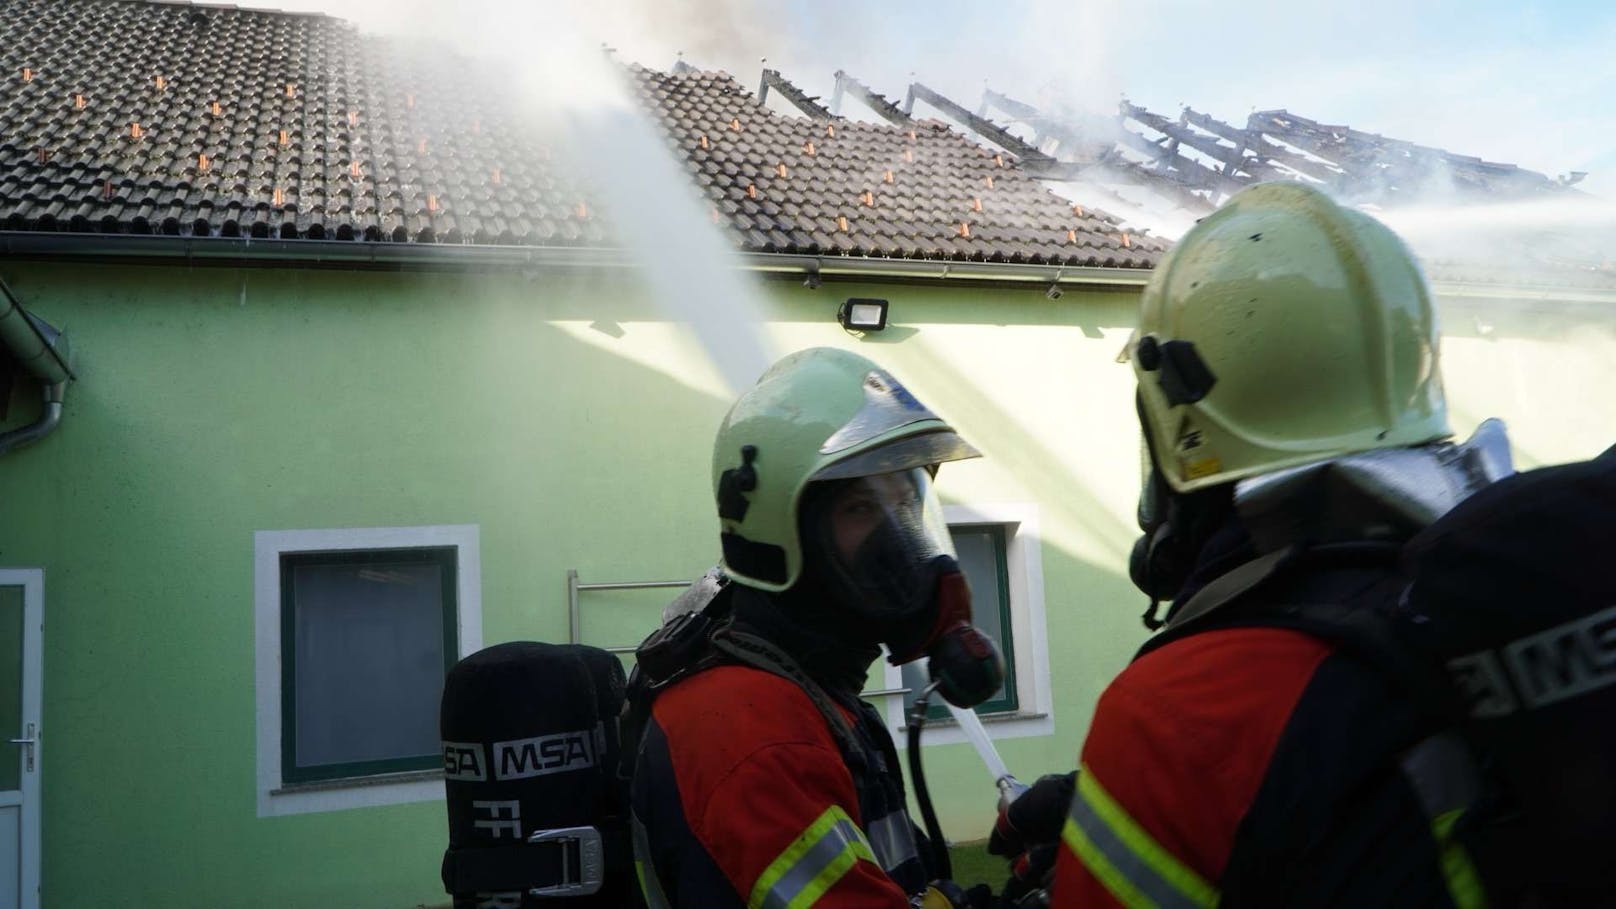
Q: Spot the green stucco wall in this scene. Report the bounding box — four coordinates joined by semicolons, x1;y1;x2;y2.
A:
0;259;1611;907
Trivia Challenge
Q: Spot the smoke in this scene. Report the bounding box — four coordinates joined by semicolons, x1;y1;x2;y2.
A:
266;0;780;394
564;104;777;395
272;1;1613;190
281;0;790;85
256;0;1615;276
623;0;790;69
1372;195;1616;280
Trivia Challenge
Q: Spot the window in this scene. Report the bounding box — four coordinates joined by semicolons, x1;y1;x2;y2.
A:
879;505;1052;744
255;525;481;817
280;547;457;784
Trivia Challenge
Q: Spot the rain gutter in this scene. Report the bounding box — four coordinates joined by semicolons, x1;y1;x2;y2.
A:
0;274;74;456
0;232;1153;290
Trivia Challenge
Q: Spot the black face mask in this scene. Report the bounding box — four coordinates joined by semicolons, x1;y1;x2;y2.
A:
800;472;1004;707
1130;445;1233;629
1129;391;1237;628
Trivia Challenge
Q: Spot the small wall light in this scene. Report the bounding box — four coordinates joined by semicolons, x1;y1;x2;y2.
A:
838;297;889;332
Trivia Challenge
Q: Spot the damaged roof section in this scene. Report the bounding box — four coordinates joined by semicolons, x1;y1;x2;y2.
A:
924;80;1582;214
1121;104;1577;206
635;65;1162;267
857;78;1611;289
8;0;1582;277
1243;109;1577;201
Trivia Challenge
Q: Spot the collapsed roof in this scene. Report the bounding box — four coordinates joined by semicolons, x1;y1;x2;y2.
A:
902;79;1585;214
0;0;1601;286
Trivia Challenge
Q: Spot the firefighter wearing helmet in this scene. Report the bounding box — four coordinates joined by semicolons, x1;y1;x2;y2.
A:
1035;183;1511;907
630;347;1005;908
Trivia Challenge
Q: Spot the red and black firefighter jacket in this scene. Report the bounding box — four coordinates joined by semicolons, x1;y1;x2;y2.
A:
1053;544;1489;909
631;661;933;908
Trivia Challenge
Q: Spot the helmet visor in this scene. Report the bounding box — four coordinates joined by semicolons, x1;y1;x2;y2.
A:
802;467;960;622
811;429;981;482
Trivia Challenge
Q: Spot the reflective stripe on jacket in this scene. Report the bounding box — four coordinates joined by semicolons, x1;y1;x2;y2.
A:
1055;626;1484;908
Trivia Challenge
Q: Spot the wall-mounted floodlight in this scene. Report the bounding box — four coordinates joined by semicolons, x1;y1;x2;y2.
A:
838;297;889;332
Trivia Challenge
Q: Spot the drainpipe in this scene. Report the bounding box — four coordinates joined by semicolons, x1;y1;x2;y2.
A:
0;276;74;456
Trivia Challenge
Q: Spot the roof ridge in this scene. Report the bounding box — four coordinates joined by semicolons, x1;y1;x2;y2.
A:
110;0;340;20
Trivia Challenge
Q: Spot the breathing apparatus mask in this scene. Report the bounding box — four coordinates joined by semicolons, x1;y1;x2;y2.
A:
1128;394;1234;628
799;467;1004;708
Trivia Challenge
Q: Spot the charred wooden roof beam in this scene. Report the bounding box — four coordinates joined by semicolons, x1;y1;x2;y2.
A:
981;88;1042;123
831;71;913;126
904;81;1054;166
980;89;1120;166
1180;107;1339;184
1112;120;1240;195
757;68;835;121
1121;102;1252;191
1251;109;1563;198
979;88;1052;144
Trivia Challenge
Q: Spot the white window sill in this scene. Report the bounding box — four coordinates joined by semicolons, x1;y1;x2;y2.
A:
260;769;445;817
900;711;1049;734
899;710;1054;746
270;768;443;796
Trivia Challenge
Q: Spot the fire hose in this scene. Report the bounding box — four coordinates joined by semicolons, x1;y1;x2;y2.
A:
907;683;1051;906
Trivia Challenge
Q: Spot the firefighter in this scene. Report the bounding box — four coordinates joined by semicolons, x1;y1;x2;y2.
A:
630;347;1004;908
1044;182;1507;907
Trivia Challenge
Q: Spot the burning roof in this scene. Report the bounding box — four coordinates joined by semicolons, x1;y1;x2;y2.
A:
1;0;1597;283
0;0;1162;268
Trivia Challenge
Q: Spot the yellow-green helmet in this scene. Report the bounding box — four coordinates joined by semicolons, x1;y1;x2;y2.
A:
1133;182;1451;493
713;347;980;591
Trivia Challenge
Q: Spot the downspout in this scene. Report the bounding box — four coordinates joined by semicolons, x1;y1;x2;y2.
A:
0;276;75;456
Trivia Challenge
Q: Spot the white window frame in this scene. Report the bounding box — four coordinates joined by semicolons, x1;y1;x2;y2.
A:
0;568;43;909
254;524;481;817
879;504;1053;744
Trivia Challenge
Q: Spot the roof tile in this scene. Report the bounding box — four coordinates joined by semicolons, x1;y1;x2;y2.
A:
0;0;1162;267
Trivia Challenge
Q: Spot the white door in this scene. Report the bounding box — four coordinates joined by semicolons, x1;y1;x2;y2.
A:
0;572;41;909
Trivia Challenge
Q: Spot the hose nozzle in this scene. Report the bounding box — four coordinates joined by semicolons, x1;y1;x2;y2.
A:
996;774;1030;812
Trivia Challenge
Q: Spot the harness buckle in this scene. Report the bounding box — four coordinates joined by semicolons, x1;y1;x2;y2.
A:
527;826;605;898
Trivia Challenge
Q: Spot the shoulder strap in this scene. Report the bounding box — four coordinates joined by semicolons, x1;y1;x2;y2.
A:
709;627;872;772
1166;546;1300;631
1136;545;1301;659
621;587;875;778
618;588;735;785
1268;594;1460;719
1141;542;1463;721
